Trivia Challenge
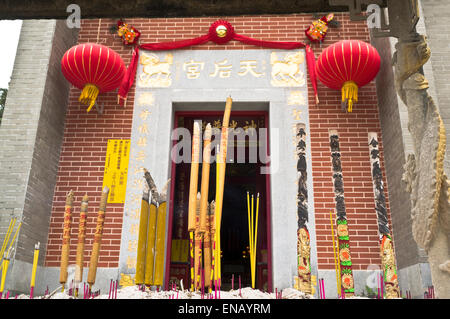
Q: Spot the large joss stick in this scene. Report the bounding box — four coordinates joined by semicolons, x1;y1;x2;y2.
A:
199;124;212;289
75;194;89;294
214;96;233;287
142;169;158;286
368;132;400;299
60;190;74;291
209;201;215;293
87;186;110;291
194;193;202;290
142;170;169;287
153;179;170;288
144;194;157;286
30;242;40;299
199;124;212;235
136;185;150;285
187;121;201;291
330;210;341;298
203;202;212;290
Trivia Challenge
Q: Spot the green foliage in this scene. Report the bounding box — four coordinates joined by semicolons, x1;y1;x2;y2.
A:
362;285;377;299
0;88;7;124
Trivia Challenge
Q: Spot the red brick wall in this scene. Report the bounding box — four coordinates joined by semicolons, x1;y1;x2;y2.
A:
45;14;392;272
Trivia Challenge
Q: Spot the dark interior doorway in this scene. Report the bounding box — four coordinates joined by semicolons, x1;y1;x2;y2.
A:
167;111;271;292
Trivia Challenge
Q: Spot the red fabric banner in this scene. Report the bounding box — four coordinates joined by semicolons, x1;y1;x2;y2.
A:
117;23;318;105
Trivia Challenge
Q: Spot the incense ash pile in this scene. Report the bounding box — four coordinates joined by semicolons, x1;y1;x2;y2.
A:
16;286;314;299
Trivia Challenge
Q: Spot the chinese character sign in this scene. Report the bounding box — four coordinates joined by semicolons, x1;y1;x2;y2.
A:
136;49;306;89
103;139;131;203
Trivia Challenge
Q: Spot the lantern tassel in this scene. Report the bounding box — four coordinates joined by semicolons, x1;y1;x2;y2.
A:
79;84;100;112
341;81;358;113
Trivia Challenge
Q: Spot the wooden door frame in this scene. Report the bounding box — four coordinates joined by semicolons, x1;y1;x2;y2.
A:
164;110;273;292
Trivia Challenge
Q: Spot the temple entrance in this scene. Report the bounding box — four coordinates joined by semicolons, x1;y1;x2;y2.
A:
167;111;271;292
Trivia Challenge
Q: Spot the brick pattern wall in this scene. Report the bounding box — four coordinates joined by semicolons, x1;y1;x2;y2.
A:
308;18;392;271
45;14;392;271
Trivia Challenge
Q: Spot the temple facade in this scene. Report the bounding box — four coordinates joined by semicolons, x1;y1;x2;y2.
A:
1;2;447;298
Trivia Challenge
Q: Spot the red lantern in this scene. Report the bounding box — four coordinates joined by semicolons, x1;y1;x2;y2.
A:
316;40;380;112
61;43;126;112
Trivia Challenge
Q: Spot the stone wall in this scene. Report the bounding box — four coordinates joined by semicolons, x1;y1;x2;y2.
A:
0;19;78;292
420;0;450;177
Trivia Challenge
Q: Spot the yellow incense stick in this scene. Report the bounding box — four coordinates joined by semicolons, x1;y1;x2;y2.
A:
253;193;260;289
199;124;212;234
0;218;15;262
153;201;167;287
0;259;6;293
0;259;8;294
189;231;195;291
30;242;40;289
136;188;150;285
144;201;157;286
214;151;220;285
215;160;222;285
188;121;201;291
330;210;341;296
5;222;21;256
0;247;13;295
246;192;252;267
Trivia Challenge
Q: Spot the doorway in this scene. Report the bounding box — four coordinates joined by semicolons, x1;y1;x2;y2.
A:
166;111;272;292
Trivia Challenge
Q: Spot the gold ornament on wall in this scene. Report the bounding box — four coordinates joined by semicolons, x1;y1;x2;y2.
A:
270;51;305;87
138;52;173;88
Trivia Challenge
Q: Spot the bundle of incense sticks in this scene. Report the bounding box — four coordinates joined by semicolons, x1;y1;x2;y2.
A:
329;210;341;298
0;246;14;299
427;286;435;299
377;273;384;299
108;279;119;299
0;218;16;268
318;278;326;299
231;274;234;290
239;275;241;297
246;192;260;289
141;170;170;290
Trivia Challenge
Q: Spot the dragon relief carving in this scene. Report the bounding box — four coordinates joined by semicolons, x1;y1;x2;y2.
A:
394;34;450;298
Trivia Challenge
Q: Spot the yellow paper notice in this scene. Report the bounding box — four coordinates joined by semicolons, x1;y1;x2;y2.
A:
103;139;131;203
